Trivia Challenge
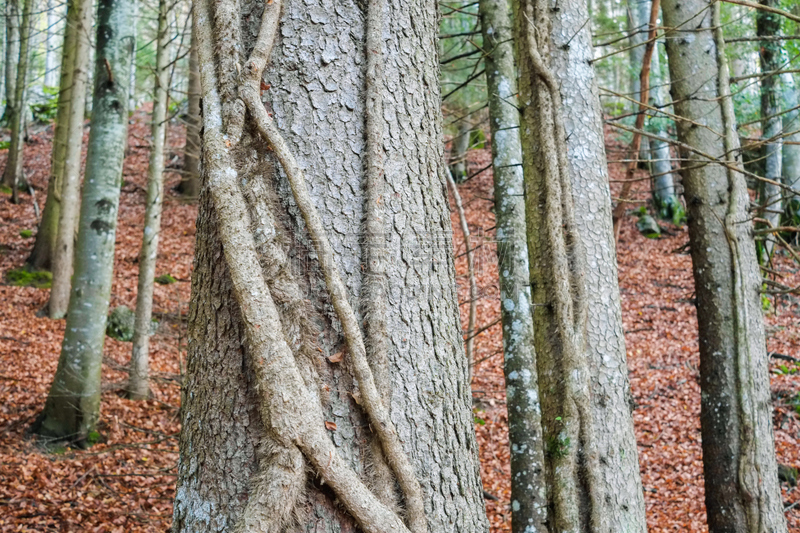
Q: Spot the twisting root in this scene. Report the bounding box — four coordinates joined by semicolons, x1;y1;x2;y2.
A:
712;4;762;530
524;0;599;530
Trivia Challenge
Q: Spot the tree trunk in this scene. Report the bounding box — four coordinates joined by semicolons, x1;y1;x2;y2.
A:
782;69;800;224
2;0;33;202
479;0;546;531
177;20;200;197
172;0;488;531
32;0;136;445
27;0;85;270
3;0;20;124
449;118;472;183
628;0;651;164
757;0;783;259
514;0;647;530
129;0;170;400
661;2;787;531
47;0;96;319
44;0;63;88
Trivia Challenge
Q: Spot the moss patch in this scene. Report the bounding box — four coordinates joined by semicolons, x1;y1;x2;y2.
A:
6;268;52;288
155;273;177;285
19;229;33;238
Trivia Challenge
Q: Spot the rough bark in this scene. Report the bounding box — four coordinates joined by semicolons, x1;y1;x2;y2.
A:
27;0;89;270
178;21;201;197
47;0;96;319
2;0;33;201
172;0;488;532
514;0;648;531
757;0;783;258
661;1;787;531
479;0;546;530
3;0;20;124
32;0;136;444
129;0;170;400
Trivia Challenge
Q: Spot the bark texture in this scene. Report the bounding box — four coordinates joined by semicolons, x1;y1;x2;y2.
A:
44;0;63;88
33;0;136;444
757;0;783;258
3;0;19;124
514;0;647;530
661;1;787;531
27;0;83;270
479;0;546;530
172;0;488;531
178;23;201;197
129;0;171;400
47;0;94;319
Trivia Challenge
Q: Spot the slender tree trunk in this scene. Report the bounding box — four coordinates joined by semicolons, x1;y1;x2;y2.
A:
47;0;95;319
129;0;170;400
177;19;200;197
32;0;136;444
2;0;33;203
479;0;546;530
648;30;679;219
3;0;20;123
26;0;82;271
661;2;787;531
127;0;137;112
757;0;783;259
628;0;651;164
514;0;647;530
449;117;472;183
44;0;63;88
782;70;800;224
172;0;488;531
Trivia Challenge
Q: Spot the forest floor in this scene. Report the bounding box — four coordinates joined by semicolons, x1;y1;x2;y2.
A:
0;114;798;532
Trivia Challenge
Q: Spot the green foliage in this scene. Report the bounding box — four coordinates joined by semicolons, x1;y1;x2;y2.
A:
656;196;686;226
6;268;52;288
87;430;102;445
155;273;177;285
19;229;33;238
546;434;571;459
30;86;60;123
0;141;10;151
0;184;11;194
635;207;661;239
473;415;486;426
468;128;485;150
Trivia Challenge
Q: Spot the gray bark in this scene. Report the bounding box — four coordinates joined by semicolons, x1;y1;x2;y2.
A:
172;0;488;532
514;0;647;530
449;118;472;183
782;70;800;221
661;1;787;531
129;0;170;400
2;0;33;199
44;0;63;88
757;0;783;258
26;0;83;271
3;0;19;122
479;0;546;531
32;0;136;444
47;0;96;319
628;0;651;163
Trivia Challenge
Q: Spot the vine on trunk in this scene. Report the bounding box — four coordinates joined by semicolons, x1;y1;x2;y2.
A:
193;0;425;531
523;0;600;529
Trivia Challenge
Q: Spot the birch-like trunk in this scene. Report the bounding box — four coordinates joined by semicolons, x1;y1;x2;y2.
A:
757;0;783;258
26;0;84;271
627;0;651;163
44;0;63;88
129;0;170;400
661;1;787;531
514;0;647;530
172;0;488;531
3;0;20;123
2;0;33;201
782;70;800;221
32;0;136;445
48;0;96;319
479;0;545;531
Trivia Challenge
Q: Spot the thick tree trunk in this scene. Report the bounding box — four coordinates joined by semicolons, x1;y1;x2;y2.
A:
3;0;20;123
129;0;170;400
514;0;647;531
177;22;200;197
661;2;787;532
47;0;95;319
32;0;136;444
478;0;546;531
2;0;33;202
172;1;488;531
757;0;783;259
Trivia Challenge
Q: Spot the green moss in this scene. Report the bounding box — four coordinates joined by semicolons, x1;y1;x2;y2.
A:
0;184;11;194
6;268;52;288
19;229;33;238
155;273;177;285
